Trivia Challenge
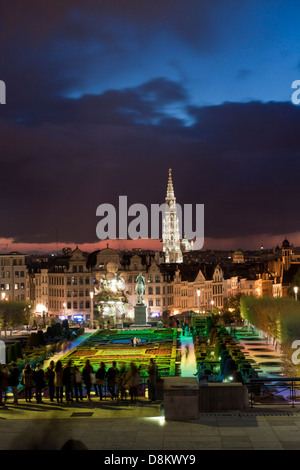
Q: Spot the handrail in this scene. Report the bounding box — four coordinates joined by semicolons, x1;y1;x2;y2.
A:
248;377;300;382
244;377;300;408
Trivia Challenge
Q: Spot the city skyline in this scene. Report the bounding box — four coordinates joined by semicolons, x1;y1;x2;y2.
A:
1;1;300;252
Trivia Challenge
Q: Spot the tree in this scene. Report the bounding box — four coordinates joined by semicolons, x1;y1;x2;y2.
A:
220;310;232;326
225;293;244;322
0;301;33;335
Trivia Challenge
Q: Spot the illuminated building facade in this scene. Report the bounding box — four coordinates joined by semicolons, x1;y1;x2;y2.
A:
34;268;48;316
162;168;183;264
47;247;94;321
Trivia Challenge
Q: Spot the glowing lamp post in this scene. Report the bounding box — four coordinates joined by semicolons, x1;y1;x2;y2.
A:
294;286;298;301
90;291;94;329
197;289;200;314
211;299;214;312
1;292;5;301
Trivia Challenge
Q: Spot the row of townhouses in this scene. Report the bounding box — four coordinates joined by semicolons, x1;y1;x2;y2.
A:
0;235;298;323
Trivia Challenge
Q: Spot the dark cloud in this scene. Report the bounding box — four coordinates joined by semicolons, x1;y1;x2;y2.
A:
0;1;232;48
0;2;299;248
0;73;300;245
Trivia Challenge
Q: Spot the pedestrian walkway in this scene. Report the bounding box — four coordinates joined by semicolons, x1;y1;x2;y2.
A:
1;402;300;450
179;334;197;377
234;326;283;378
43;330;94;369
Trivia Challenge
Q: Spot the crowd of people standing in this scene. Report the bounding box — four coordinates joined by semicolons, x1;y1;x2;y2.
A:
0;358;159;406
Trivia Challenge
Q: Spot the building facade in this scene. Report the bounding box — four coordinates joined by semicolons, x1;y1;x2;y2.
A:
21;233;300;323
47;247;94;321
0;252;27;302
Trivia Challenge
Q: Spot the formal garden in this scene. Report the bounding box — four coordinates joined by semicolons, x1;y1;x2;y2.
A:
55;315;257;383
190;315;257;382
60;328;177;379
3;319;85;371
0;298;278;386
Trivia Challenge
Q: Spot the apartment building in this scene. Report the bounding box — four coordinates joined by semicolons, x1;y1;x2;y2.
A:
47;247;94;321
0;252;26;302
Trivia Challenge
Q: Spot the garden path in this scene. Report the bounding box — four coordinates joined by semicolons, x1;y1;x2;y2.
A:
179;333;197;377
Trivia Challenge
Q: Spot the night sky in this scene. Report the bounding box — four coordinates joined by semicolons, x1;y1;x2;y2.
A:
1;1;300;253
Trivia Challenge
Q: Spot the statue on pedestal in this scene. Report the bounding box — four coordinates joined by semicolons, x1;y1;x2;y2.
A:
135;273;146;304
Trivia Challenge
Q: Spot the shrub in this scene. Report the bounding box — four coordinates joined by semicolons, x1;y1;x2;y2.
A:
223;358;237;380
31;332;40;348
29;355;45;369
46;325;54;339
37;329;45;346
14;341;23;359
7;344;17;364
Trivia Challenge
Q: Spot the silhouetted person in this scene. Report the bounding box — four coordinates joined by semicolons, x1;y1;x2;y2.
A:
63;360;74;403
118;364;127;401
82;359;94;400
22;364;34;402
126;363;140;403
33;363;45;403
74;366;83;402
147;358;158;402
9;362;20;404
0;364;10;405
106;361;119;400
45;360;55;402
54;360;64;403
95;362;106;400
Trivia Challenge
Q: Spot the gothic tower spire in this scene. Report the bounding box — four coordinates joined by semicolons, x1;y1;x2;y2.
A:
162;168;183;264
166;168;175;205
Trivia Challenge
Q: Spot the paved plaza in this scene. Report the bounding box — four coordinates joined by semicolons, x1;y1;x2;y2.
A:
1;398;300;450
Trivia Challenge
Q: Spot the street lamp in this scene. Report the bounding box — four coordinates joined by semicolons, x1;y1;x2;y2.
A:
63;302;66;318
1;292;5;301
211;299;214;312
197;289;200;314
90;291;94;329
294;286;298;301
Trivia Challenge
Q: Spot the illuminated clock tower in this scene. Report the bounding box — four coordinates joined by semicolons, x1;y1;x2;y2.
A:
162;168;183;263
